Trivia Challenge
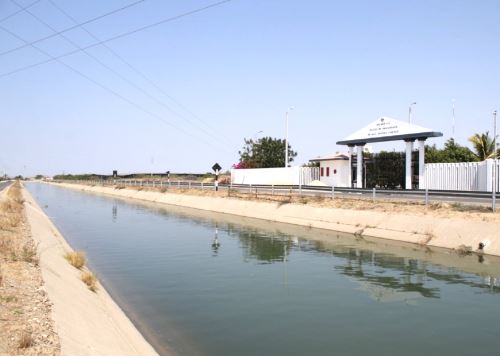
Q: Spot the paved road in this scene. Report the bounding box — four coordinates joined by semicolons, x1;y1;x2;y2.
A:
0;181;12;192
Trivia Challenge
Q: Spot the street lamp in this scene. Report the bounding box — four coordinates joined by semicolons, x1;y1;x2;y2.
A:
408;102;417;124
285;107;294;167
452;99;456;139
493;110;497;212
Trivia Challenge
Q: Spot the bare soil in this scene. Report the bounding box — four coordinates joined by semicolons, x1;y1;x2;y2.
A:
0;182;60;355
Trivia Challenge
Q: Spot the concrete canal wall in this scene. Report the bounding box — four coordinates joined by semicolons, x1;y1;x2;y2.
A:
53;182;500;257
22;187;161;356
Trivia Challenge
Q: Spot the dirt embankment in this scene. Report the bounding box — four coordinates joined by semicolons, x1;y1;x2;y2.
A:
0;182;60;355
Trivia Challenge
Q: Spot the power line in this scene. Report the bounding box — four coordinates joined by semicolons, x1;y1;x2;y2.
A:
0;0;41;23
10;0;229;148
0;0;147;57
46;0;238;147
0;0;233;80
0;23;229;153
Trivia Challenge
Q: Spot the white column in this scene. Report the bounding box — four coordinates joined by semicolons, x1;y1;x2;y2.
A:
356;145;363;188
348;146;354;188
405;140;414;189
418;139;425;189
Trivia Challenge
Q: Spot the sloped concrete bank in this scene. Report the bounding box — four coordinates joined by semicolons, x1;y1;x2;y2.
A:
22;186;160;356
53;182;500;257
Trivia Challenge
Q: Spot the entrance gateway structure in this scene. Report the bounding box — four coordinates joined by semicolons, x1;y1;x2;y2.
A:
336;117;443;189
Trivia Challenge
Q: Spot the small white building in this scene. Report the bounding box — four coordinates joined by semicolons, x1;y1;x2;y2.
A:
309;153;351;187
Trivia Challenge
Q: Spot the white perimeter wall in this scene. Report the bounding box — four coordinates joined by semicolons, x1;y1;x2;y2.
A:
231;167;319;185
422;159;500;192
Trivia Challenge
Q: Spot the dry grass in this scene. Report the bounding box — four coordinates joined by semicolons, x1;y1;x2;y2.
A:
455;244;473;256
64;251;86;269
21;243;38;265
80;271;98;292
18;331;33;349
0;294;17;303
0;181;61;354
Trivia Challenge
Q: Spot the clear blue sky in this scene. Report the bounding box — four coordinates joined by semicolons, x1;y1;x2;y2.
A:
1;0;499;177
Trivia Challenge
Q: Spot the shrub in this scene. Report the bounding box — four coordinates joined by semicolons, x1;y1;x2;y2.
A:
18;331;33;349
81;272;98;292
64;251;86;269
22;244;38;265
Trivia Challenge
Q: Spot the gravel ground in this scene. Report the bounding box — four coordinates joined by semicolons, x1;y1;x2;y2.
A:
0;182;60;355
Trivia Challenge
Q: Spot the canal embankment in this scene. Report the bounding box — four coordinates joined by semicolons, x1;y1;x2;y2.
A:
22;185;160;356
0;182;60;355
51;182;500;257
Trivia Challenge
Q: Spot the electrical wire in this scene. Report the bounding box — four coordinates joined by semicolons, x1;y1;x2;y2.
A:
0;0;41;23
0;23;229;153
0;0;147;57
0;0;233;80
10;0;230;150
46;0;238;147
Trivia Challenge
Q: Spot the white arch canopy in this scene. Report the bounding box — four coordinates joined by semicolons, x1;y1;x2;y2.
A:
336;117;443;189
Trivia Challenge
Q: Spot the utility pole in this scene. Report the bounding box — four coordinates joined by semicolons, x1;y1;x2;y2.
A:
285;107;293;167
452;99;456;139
493;110;497;212
408;102;417;124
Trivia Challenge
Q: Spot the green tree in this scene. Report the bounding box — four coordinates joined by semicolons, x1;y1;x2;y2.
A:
366;151;405;189
238;137;297;168
468;132;496;160
425;138;478;163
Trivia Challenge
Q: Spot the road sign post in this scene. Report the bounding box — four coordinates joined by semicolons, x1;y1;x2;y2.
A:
212;163;222;192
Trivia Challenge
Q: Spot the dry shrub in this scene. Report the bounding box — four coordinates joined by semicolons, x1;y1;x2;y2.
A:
18;331;33;349
22;243;38;265
455;244;473;256
81;272;98;292
159;187;168;193
64;251;86;269
114;185;126;190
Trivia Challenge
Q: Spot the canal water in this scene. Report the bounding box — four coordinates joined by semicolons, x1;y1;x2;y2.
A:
26;183;500;356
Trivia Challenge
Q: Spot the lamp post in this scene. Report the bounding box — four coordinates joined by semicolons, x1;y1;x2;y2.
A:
285;107;294;167
452;99;456;139
493;110;497;212
408;102;417;124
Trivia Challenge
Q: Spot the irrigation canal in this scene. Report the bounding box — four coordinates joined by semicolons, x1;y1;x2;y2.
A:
27;183;500;356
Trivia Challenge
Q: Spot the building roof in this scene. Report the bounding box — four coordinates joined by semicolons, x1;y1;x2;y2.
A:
336;117;443;145
309;153;349;162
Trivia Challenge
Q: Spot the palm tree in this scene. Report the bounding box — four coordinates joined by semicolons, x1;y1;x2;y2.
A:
468;131;496;160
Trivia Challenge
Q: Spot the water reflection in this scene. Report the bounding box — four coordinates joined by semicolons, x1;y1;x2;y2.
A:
333;250;439;300
112;204;118;223
211;225;220;256
233;230;292;264
114;199;500;301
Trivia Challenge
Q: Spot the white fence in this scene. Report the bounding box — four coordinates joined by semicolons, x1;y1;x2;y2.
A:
422;159;500;192
231;167;320;185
